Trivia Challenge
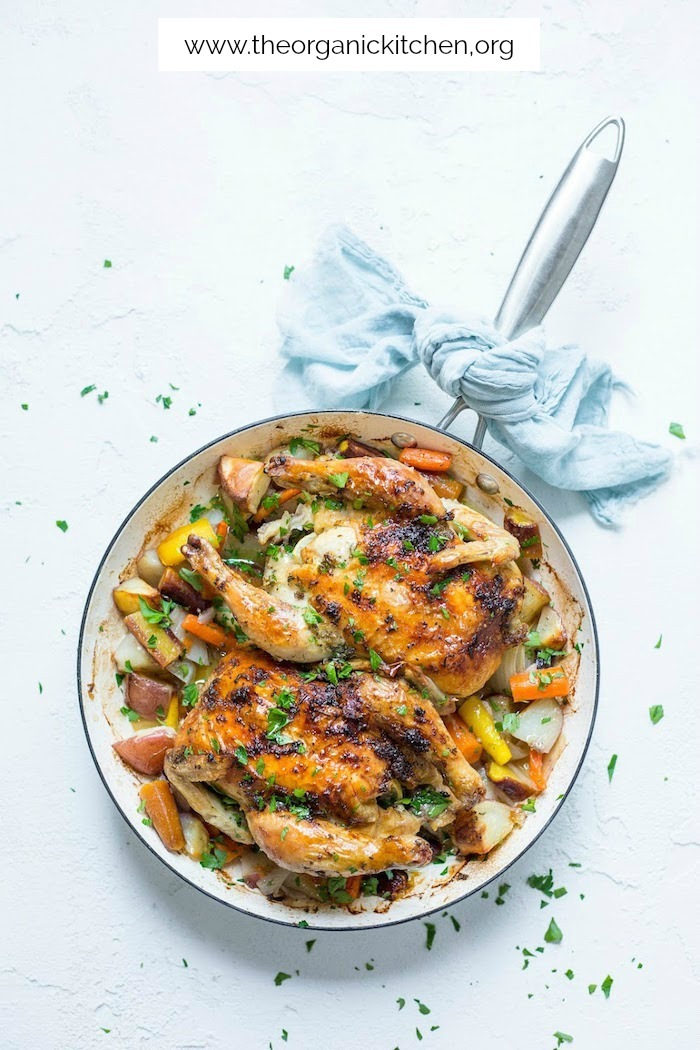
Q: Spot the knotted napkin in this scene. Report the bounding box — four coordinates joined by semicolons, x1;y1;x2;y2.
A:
275;226;672;526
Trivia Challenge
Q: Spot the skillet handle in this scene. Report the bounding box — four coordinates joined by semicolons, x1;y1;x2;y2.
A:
437;115;625;449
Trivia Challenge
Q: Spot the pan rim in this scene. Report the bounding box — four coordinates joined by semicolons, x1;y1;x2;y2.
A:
77;407;600;932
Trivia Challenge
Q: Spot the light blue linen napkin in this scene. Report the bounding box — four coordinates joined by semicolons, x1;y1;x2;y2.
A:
275;226;672;526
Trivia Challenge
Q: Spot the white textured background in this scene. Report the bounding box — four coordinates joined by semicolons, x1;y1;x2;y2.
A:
2;2;698;1048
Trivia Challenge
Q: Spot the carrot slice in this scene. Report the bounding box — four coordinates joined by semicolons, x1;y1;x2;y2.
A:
253;487;302;523
528;748;547;792
208;832;246;866
420;471;464;500
345;875;362;899
216;520;229;542
510;667;569;702
140;779;185;852
443;714;483;764
399;447;452;472
182;613;230;649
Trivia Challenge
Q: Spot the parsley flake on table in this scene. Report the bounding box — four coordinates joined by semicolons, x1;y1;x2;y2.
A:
601;974;614;998
396;997;406;1010
607;753;618;782
424;922;436;950
669;422;685;439
495;882;510;905
649;704;664;725
415;999;430;1015
103;259;112;268
654;634;662;649
274;971;292;986
80;384;96;397
305;939;315;953
544;918;563;943
56;520;68;532
450;915;460;932
156;394;172;410
150;435;158;443
588;984;597;995
553;1034;573;1047
182;958;188;968
21;403;28;410
283;264;295;280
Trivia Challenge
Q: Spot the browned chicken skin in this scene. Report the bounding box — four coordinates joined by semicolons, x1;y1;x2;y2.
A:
291;515;525;697
265;454;446;518
165;643;483;875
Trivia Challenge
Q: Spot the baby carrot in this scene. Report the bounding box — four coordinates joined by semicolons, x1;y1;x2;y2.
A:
253;488;302;523
528;748;547;792
140;779;185;852
510;667;569;702
443;714;483;764
182;613;229;649
399;447;452;472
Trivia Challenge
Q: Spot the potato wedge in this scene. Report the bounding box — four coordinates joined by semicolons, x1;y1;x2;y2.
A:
114;632;160;674
137;548;166;588
113;726;176;775
113;577;160;615
536;605;567;651
123;611;184;669
453;800;519;855
504;505;543;559
488;761;538;802
125;673;174;720
520;576;551;623
157;518;218;568
218;456;270;514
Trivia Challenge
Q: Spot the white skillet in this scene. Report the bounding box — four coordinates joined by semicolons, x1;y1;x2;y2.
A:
78;117;623;930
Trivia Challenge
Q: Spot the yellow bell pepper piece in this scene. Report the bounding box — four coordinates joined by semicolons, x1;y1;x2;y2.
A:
157;518;218;567
458;697;512;766
164;692;180;730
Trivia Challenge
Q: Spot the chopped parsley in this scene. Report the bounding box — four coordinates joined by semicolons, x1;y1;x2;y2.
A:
80;384;96;397
56;520;68;532
607;754;618;782
182;683;199;707
495;882;510;905
283;265;295;280
302;607;323;626
396;786;450;820
553;1035;573;1047
649;704;664;725
601;974;613;998
544;918;563;943
266;707;292;743
654;634;662;649
669;421;686;439
424;922;436;950
289;436;321;457
234;745;248;765
369;649;382;672
200;847;227;870
274;971;292;986
179;566;203;592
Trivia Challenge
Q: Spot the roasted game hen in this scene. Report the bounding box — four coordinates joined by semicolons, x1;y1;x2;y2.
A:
165;642;484;876
184;454;525;698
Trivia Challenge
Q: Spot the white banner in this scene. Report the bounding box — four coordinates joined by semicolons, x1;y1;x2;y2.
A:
159;18;540;73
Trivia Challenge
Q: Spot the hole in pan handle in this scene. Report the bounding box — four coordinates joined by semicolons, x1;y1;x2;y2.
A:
438;115;626;449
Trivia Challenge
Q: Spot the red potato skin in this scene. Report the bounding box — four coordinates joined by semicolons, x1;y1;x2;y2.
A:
125;673;174;720
113;727;176;775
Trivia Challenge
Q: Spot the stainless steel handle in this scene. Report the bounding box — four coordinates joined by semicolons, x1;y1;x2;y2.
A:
438;115;625;447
